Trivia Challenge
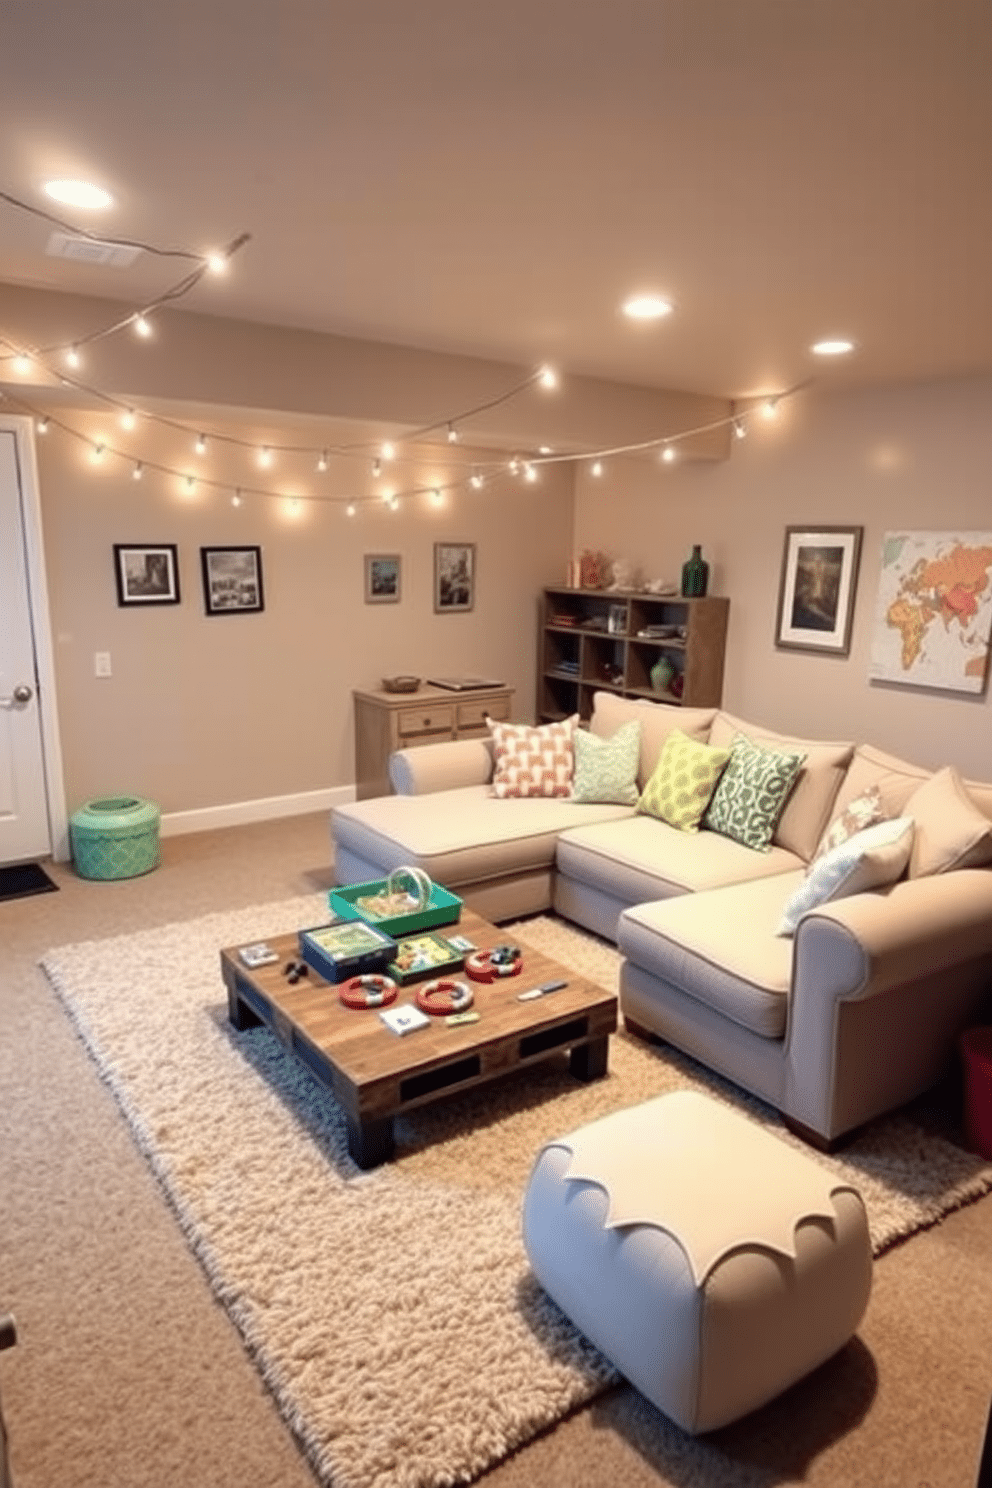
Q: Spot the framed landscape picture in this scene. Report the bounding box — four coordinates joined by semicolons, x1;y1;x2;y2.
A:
775;525;862;656
365;553;401;603
200;545;264;615
113;544;180;606
434;542;475;613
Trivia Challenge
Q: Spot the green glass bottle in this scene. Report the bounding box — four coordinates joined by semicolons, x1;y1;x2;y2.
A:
681;544;709;598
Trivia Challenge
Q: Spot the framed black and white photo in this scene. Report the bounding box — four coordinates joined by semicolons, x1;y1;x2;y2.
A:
200;545;264;615
113;544;180;606
434;542;475;613
775;525;862;655
364;553;401;604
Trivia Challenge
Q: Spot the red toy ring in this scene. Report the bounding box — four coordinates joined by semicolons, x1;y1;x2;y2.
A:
465;948;523;982
340;974;398;1010
415;979;474;1015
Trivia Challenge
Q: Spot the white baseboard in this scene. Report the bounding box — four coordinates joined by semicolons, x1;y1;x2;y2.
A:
159;784;356;838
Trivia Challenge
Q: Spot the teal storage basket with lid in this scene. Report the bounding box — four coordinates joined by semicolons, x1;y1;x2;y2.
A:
70;796;161;880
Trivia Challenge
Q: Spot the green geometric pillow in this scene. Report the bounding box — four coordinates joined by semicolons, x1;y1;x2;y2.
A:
571;720;641;805
637;728;731;831
704;733;806;851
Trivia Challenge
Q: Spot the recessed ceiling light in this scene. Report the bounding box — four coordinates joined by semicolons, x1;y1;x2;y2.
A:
43;179;113;210
811;338;856;357
622;294;674;321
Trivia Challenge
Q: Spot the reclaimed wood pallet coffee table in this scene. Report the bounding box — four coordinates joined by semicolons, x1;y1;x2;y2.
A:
220;908;617;1168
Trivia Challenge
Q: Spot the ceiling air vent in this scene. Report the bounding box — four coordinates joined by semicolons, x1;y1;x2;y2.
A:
45;231;143;268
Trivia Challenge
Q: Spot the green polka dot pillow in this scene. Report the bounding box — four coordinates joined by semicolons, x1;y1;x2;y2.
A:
704;733;807;851
637;728;731;831
571;719;641;805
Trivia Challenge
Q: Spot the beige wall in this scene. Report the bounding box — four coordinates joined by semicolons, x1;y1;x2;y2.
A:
574;373;992;780
36;411;574;815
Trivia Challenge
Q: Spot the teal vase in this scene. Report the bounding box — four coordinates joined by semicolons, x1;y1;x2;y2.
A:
681;544;709;598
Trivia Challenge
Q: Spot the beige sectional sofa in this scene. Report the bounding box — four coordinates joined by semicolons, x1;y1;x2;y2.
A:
330;692;992;1146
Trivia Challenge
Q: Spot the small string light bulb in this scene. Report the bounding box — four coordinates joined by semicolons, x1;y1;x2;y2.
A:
372;458;382;478
388;496;399;512
90;443;105;464
317;451;328;472
762;397;780;420
346;502;356;517
524;463;538;483
195;434;208;455
469;472;484;490
36;416;50;434
447;423;459;443
591;460;603;477
132;462;143;481
538;365;558;389
13;354;31;375
257;446;273;468
430;488;444;506
206;252;228;274
185;475;196;492
119;409;136;431
380;441;395;461
661;446;677;463
232;489;243;508
133;314;152;338
732;418;747;440
508;457;520;475
65;345;81;369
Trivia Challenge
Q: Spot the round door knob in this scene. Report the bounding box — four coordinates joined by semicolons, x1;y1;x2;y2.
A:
12;684;33;703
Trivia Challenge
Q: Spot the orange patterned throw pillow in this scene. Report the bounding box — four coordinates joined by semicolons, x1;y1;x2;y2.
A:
489;716;578;798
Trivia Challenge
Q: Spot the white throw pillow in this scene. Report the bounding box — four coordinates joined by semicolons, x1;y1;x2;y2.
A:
776;816;915;937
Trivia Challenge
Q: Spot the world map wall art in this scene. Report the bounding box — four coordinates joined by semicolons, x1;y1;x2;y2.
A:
868;530;992;694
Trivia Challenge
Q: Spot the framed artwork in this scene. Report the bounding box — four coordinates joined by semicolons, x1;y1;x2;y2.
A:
113;544;180;606
200;545;264;615
434;542;476;613
365;553;401;604
775;525;863;656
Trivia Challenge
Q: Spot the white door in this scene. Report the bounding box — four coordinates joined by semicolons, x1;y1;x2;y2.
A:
0;427;56;862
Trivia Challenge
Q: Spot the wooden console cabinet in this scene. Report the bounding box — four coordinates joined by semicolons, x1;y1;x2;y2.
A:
538;587;729;722
353;683;514;799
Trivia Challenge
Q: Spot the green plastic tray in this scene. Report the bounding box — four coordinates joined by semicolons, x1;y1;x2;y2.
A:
329;877;463;937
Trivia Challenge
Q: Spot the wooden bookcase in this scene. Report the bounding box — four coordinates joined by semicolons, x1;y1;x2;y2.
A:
538;587;729;722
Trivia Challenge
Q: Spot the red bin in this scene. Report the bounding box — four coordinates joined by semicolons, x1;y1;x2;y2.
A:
960;1026;992;1159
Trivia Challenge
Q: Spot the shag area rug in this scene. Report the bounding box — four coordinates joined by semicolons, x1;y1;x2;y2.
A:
42;897;992;1488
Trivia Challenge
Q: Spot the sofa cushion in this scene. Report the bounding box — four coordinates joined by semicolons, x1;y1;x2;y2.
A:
637;730;730;832
776;817;915;937
333;785;634;889
830;743;931;820
905;766;992;878
556;816;804;907
618;875;803;1038
709;712;854;861
704;735;806;852
489;715;577;799
572;719;641;805
590;692;717;789
813;785;886;861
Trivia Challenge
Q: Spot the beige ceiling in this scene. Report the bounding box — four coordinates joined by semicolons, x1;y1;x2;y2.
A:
1;0;990;401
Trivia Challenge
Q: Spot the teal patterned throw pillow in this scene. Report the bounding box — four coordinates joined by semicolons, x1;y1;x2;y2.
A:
571;720;641;805
704;733;806;851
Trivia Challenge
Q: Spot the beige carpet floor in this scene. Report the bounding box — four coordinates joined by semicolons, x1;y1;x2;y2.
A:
36;889;992;1487
2;813;991;1488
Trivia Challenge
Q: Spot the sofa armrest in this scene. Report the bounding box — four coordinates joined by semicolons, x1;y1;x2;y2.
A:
793;869;992;1006
389;737;494;795
785;870;992;1140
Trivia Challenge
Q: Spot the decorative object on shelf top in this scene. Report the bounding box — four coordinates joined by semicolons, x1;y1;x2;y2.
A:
578;549;608;589
381;675;421;693
607;558;633;591
681;544;710;598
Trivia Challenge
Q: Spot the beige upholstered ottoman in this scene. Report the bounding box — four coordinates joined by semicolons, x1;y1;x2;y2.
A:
523;1090;872;1433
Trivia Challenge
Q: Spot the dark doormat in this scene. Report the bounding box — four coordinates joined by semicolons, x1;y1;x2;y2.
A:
0;862;59;902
